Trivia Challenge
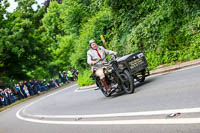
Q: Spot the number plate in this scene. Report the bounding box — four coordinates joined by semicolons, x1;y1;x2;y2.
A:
128;58;144;69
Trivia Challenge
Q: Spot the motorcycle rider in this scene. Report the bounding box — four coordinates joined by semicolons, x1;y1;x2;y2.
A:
87;39;117;92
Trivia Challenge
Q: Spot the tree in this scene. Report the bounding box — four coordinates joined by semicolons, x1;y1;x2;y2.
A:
0;0;51;80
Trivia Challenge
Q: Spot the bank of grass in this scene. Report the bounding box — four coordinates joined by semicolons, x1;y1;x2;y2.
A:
77;69;95;87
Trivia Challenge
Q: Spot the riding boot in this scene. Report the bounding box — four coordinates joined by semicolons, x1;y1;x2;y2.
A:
100;78;111;92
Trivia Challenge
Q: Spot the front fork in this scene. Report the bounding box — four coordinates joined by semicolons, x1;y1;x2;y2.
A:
113;69;125;84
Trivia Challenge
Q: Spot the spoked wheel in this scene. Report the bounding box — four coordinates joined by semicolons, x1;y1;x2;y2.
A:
120;70;135;94
96;80;110;97
100;86;111;97
136;69;146;83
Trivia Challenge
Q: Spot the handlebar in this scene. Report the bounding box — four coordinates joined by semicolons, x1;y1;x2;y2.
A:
91;54;117;66
111;55;117;60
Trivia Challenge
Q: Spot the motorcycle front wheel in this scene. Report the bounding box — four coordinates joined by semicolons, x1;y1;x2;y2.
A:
100;87;110;97
96;80;110;97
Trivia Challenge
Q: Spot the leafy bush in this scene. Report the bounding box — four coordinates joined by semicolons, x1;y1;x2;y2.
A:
77;69;95;87
27;66;50;80
145;51;162;70
52;35;76;70
70;8;114;70
2;0;200;86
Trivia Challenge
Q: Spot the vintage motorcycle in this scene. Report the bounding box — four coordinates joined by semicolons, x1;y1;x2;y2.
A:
91;52;149;97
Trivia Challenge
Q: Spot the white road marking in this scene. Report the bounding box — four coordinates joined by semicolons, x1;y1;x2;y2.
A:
20;107;200;119
16;84;200;125
74;87;98;92
16;111;200;125
16;65;200;125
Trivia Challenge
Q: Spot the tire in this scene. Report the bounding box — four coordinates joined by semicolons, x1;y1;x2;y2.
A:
100;86;110;97
120;70;135;94
96;80;110;97
136;69;146;82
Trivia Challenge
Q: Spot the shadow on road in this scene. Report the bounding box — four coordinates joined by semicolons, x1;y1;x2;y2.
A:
97;76;158;99
110;76;158;98
134;76;157;93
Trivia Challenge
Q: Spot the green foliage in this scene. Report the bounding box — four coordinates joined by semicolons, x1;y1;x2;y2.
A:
42;1;63;41
70;8;114;70
185;33;200;60
0;0;51;83
61;0;88;35
51;35;76;70
1;0;200;87
145;51;162;70
77;69;95;87
27;66;50;80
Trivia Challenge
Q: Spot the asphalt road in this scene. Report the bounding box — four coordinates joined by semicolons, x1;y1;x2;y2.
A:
1;65;200;133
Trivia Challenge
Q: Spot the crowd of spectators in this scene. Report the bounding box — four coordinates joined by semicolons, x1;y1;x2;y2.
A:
0;69;79;108
59;69;78;84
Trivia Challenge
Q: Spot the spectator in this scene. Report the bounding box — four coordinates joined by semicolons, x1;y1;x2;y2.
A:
19;82;27;98
25;81;34;96
4;88;11;105
55;78;60;86
0;92;3;107
63;71;68;83
33;80;41;94
30;80;37;95
40;79;49;91
0;89;4;106
7;88;15;103
0;89;8;106
23;84;30;97
32;80;39;94
59;71;65;84
37;80;42;92
67;70;74;81
71;68;78;80
49;79;58;88
14;84;24;100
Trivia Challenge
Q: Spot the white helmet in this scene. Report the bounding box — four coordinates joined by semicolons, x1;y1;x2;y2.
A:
89;39;96;45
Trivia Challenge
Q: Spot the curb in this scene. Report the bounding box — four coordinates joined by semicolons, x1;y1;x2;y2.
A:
79;58;200;90
150;58;200;75
79;84;97;90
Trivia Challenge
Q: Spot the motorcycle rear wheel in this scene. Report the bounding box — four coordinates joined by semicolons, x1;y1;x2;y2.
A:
120;70;135;94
